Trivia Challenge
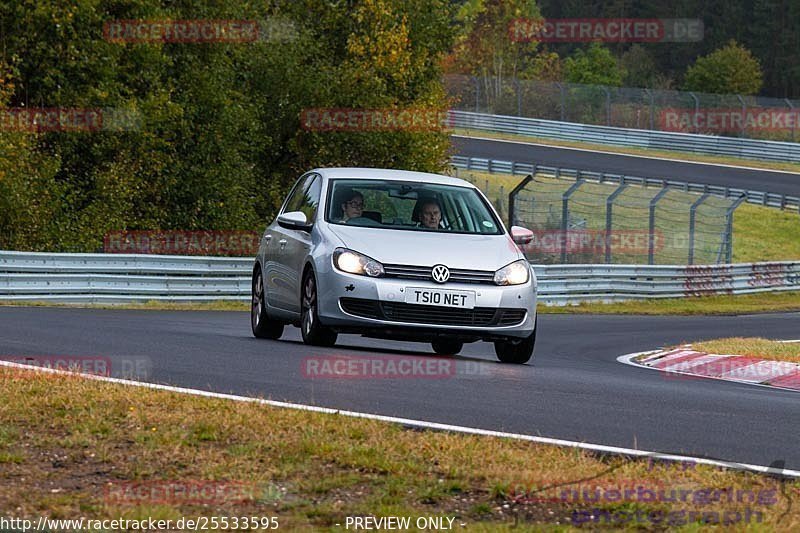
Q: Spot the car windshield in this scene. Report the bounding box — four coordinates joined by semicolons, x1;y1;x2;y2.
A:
326;179;503;235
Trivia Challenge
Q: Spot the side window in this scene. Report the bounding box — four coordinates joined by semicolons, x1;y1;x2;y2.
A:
282;174;321;222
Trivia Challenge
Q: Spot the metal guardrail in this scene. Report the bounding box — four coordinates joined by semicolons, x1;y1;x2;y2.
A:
446;75;800;143
450;155;800;213
1;251;798;306
449;110;800;163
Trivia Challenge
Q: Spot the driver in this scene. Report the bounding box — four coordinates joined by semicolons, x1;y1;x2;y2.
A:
417;199;443;229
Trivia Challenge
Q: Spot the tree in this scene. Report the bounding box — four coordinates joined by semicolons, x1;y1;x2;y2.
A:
0;0;456;252
448;0;542;104
563;42;626;87
683;40;763;95
621;45;658;88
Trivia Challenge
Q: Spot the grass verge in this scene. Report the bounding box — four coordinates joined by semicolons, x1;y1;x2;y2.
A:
4;291;800;315
453;128;800;174
689;338;800;364
1;365;798;530
541;291;800;315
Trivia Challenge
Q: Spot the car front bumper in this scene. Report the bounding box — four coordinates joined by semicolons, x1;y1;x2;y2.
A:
315;266;537;341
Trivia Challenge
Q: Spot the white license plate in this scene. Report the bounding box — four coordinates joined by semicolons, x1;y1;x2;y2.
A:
405;287;476;309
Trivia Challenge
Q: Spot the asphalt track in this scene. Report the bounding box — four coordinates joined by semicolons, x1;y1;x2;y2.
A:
2;306;799;471
452;136;800;197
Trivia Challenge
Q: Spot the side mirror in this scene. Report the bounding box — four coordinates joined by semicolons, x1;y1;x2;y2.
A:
510;225;534;245
277;211;312;232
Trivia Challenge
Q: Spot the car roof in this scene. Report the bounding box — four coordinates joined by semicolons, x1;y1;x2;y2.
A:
312;167;475;188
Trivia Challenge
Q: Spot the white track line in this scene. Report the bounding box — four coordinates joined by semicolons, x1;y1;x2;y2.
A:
2;358;799;478
618;351;800;395
452;134;800;175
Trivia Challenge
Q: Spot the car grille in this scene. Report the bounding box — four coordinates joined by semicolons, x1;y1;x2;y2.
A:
340;298;527;327
382;264;496;285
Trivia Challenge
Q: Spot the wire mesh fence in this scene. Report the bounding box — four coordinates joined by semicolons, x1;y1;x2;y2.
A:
506;169;744;265
446;75;800;142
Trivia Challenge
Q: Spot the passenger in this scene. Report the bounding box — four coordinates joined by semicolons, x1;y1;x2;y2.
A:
338;190;364;222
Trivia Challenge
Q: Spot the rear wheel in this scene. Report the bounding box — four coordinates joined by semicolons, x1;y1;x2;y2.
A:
301;271;338;347
494;326;535;364
251;268;284;339
431;340;463;355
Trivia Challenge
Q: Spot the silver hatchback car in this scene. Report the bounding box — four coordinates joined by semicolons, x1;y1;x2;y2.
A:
251;168;537;363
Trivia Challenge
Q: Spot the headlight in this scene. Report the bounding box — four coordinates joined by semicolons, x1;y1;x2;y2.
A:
494;259;530;286
333;248;385;277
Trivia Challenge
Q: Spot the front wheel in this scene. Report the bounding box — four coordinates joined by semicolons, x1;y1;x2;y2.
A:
494;326;535;364
431;340;463;355
251;268;284;339
301;271;338;347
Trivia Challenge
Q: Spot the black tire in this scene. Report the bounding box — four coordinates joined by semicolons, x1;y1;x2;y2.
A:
251;267;284;339
494;326;536;364
301;270;338;347
431;340;463;355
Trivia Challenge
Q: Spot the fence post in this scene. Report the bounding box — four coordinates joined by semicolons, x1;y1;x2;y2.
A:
556;82;566;121
690;92;699;134
604;87;611;126
724;195;746;263
508;173;535;228
648;187;671;264
561;179;585;263
516;78;522;117
605;183;629;263
787;99;796;142
688;192;710;265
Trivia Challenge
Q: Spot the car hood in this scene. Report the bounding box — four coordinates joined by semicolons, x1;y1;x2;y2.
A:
328;225;523;271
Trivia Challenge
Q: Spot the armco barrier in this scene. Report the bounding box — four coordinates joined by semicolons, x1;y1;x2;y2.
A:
1;251;798;306
449;110;800;163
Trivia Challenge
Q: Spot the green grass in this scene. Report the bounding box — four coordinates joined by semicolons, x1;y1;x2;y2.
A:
733;203;800;262
541;291;800;315
453;128;800;174
689;337;800;363
1;366;798;530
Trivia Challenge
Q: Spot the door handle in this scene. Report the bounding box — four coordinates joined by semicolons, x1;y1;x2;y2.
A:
263;234;272;243
279;239;287;249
